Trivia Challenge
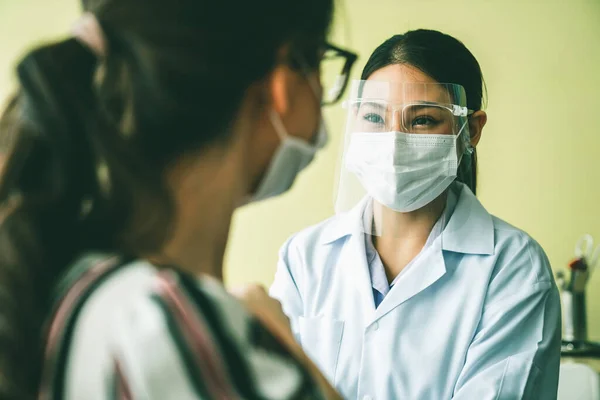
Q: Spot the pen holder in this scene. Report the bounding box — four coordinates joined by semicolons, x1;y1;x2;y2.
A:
562;290;587;342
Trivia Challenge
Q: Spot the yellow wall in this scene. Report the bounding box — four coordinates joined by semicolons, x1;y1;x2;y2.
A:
227;0;600;341
1;0;600;339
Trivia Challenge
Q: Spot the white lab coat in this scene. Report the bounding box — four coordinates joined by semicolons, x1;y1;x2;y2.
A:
270;183;561;400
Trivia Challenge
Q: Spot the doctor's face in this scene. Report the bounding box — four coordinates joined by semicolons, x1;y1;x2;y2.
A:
355;64;456;135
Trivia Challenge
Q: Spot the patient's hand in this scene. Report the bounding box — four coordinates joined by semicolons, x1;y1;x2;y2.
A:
230;284;294;343
231;284;342;400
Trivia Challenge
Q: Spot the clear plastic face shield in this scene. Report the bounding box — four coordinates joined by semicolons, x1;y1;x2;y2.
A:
334;80;473;237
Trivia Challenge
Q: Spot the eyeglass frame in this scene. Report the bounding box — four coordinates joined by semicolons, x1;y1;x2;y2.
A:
290;42;358;107
320;42;358;106
348;99;474;133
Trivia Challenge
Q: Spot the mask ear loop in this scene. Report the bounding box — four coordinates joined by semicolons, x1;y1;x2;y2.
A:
457;111;475;156
268;110;289;141
449;117;472;172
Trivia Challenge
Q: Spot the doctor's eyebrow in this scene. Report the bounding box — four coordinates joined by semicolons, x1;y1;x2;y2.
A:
404;103;446;112
357;100;388;111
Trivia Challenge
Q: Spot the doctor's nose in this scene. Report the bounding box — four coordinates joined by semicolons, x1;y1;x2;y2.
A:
391;110;402;132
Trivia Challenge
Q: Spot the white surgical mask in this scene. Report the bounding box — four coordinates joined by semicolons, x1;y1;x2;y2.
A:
249;110;328;202
345;128;465;212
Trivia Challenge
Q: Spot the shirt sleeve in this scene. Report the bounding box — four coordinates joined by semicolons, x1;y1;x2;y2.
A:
452;238;562;400
108;270;323;400
269;235;304;343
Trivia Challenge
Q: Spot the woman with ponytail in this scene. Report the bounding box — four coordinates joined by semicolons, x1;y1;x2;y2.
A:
0;0;357;397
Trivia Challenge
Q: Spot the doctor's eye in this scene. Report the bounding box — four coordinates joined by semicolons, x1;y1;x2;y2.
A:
363;113;385;125
411;115;438;127
403;105;454;132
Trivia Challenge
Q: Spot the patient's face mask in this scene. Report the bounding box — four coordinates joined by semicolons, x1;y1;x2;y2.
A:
249;74;328;203
335;80;473;218
250;112;328;202
245;43;356;204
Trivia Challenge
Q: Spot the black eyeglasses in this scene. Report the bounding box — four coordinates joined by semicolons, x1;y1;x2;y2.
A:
320;43;358;106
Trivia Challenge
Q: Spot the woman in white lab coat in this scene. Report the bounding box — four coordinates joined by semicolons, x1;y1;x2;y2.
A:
271;29;561;400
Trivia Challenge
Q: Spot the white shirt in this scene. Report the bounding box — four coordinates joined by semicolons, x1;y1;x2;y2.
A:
365;190;453;306
270;182;561;400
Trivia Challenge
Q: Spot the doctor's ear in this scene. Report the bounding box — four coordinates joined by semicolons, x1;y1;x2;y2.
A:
468;110;487;147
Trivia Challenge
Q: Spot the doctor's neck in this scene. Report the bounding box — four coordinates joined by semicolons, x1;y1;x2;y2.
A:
374;193;447;240
373;192;447;279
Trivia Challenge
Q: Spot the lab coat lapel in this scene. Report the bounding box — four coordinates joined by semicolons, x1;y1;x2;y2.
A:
339;232;376;322
373;239;447;323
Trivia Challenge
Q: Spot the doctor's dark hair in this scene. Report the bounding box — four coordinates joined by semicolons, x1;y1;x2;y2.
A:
0;0;333;397
361;29;486;195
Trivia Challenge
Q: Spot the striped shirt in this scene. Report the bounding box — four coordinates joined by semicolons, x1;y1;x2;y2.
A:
40;254;324;400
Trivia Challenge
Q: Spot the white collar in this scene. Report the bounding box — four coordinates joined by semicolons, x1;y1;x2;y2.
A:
321;182;495;256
